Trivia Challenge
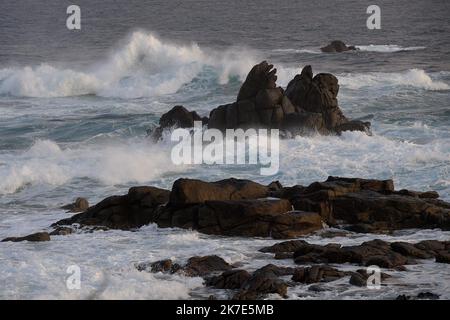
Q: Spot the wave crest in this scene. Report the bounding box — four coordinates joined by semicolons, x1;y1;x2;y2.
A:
0;31;257;98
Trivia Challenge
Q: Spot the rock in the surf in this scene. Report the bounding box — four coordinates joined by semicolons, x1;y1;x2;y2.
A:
2;232;51;242
320;40;358;53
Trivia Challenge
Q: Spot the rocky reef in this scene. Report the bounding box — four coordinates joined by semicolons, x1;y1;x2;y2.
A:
150;61;371;140
43;176;450;238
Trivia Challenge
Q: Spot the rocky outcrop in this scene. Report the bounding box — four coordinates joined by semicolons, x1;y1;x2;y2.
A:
53;186;170;230
51;177;324;238
153;178;323;238
260;239;450;268
48;176;450;238
275;176;450;232
2;232;50;242
150;105;208;141
206;270;252;289
232;264;290;300
149;61;370;139
320;41;357;53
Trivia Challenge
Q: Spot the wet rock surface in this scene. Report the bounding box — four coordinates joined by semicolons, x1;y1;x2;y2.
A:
44;176;450;239
149;61;370;138
320;40;358;53
53;186;170;230
261;238;450;268
61;197;89;213
2;232;51;242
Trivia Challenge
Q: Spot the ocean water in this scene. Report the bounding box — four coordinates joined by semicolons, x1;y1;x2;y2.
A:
0;0;449;299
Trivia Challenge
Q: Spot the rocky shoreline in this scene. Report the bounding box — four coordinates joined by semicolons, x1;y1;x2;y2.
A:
3;175;449;300
2;61;448;300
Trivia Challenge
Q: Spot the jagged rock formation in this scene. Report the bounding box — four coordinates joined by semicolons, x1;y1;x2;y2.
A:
320;40;358;53
151;61;370;139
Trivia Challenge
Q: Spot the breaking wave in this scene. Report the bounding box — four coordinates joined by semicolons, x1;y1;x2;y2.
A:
0;31;258;98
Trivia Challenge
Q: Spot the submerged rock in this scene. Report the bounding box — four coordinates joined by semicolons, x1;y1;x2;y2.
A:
320;40;358;53
61;197;89;213
2;232;50;242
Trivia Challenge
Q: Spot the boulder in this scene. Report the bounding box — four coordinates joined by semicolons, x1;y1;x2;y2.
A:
150;105;208;141
284;66;370;133
61;197;89;212
2;232;50;242
135;259;181;274
232;264;289;300
183;255;232;277
271;239;449;268
206;270;251;289
168;178;269;207
320;41;358;53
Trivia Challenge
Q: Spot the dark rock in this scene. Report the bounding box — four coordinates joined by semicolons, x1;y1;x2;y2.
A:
150;105;208;141
53;186;170;230
278;238;449;268
183;255;232;277
417;292;440;300
232;264;288;300
292;265;346;283
396;294;411;300
286;176;449;232
49;227;73;236
61;197;89;212
335;120;372;135
2;232;50;242
260;240;309;254
391;242;433;259
168;178;269;207
195;199;300;238
206;270;252;289
136;259;181;274
349;273;367;287
320;41;358;53
206;62;369;135
435;251;450;264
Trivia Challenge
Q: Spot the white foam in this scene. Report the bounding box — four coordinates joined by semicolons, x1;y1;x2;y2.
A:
0;31;258;98
0;139;188;195
338;68;450;91
356;44;426;53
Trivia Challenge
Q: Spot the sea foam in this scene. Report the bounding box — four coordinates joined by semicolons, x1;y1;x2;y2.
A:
0;31;257;98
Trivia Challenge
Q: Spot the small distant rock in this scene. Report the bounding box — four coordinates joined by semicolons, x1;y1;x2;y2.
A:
417;292;440;300
61;197;89;213
321;40;358;53
2;232;50;242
